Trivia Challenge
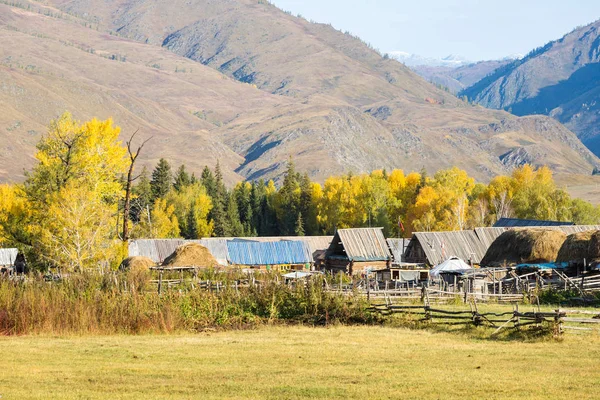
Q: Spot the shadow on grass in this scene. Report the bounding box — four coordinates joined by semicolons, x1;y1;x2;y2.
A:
383;313;560;343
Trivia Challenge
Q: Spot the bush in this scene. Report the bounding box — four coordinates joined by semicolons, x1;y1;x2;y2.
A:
0;272;374;335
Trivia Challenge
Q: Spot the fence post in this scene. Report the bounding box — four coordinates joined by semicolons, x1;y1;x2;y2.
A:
158;270;163;295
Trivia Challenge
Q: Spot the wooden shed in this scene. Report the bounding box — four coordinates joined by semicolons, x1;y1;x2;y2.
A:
324;228;391;275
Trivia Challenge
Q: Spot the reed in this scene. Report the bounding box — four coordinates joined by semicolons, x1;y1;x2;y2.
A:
0;271;374;335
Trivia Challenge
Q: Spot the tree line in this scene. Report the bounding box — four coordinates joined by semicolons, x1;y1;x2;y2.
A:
1;114;599;271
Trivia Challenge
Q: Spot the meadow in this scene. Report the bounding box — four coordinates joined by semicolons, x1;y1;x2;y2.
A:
1;325;599;399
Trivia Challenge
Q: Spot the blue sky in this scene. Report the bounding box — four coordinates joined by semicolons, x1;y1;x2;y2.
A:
273;0;600;61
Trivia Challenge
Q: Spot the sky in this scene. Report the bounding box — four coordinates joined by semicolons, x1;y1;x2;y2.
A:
273;0;600;61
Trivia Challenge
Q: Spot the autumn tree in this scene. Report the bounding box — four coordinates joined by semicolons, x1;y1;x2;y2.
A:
23;113;127;270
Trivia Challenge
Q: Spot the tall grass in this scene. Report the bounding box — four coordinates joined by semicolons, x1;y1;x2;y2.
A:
0;271;375;335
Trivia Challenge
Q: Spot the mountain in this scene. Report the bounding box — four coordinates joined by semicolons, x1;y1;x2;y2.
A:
0;0;598;186
389;52;471;68
461;20;600;157
411;59;516;94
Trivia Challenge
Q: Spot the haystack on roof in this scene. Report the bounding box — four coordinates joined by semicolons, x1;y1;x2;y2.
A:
163;243;218;268
557;230;600;263
481;228;567;267
120;256;155;272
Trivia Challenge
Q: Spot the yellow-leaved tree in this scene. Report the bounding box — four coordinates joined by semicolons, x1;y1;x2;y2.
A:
164;183;214;238
0;184;32;246
24;112;127;271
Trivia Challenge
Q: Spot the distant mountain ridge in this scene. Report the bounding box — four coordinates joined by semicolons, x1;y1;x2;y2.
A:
461;20;600;157
389;52;471;67
0;0;598;186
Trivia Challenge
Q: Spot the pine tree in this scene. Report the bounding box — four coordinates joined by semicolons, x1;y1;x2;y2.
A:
208;161;230;236
151;158;172;201
295;212;305;236
186;204;199;239
201;166;216;198
173;165;191;192
131;167;152;223
277;158;301;235
225;194;244;236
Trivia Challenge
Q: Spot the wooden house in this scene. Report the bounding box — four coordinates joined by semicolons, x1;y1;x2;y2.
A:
324;228;391;275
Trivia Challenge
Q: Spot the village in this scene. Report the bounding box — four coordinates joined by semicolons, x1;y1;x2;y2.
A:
5;217;598;305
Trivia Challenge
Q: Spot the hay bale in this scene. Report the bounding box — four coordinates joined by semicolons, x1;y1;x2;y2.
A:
591;231;600;262
556;231;597;262
481;228;567;266
163;243;218;267
120;256;155;272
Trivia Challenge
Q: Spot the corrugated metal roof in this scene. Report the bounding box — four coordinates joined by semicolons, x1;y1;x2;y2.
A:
227;240;312;266
130;236;332;266
327;228;391;262
0;248;18;266
128;240;205;264
387;238;410;262
410;231;486;265
494;218;574;227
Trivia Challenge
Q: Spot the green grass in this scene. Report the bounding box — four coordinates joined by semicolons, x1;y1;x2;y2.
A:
1;325;599;399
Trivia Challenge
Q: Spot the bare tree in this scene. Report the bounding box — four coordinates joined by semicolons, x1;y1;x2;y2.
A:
122;130;152;241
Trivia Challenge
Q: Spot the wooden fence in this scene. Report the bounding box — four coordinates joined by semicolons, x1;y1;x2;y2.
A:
368;296;600;336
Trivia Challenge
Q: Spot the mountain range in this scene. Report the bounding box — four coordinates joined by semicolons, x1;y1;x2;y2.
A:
0;0;598;189
461;20;600;158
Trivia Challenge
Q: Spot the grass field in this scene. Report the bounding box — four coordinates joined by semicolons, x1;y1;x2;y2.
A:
1;325;599;399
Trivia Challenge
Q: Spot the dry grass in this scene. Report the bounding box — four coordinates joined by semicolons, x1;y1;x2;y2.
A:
482;228;567;266
556;231;598;262
120;256;156;272
0;326;599;399
163;243;218;267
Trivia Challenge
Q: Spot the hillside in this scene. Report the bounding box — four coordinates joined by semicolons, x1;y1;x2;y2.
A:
462;20;600;157
0;0;598;185
412;59;515;93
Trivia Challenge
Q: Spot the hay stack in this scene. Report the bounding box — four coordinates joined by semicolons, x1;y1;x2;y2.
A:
120;256;155;272
556;231;598;262
163;243;218;267
481;228;567;266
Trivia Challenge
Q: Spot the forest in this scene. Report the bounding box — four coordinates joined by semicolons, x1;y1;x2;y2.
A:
1;113;599;271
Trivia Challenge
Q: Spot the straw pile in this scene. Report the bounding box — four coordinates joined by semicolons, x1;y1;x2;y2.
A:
481;228;567;266
120;256;155;272
163;243;218;267
557;230;600;263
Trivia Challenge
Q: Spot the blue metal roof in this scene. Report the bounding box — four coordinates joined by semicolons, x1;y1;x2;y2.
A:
494;218;573;227
226;240;312;266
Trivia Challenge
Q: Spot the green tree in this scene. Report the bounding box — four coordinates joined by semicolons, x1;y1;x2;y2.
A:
151;158;172;201
173;165;192;192
131;167;152;223
295;212;305;236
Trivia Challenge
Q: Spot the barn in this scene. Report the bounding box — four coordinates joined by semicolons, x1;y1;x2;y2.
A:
324;228;391;275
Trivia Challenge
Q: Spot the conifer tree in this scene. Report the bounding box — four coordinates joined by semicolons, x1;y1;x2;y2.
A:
151;158;172;201
201;166;216;198
131;167;152;223
295;212;305;236
173;165;191;192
